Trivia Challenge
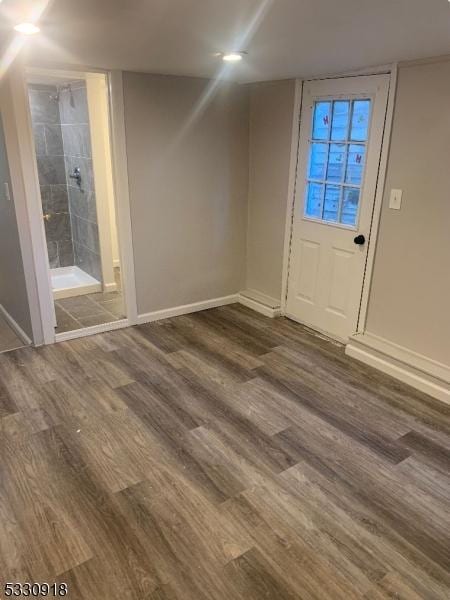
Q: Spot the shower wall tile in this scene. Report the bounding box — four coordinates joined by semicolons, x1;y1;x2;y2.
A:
74;241;102;282
49;185;70;213
44;124;64;155
47;241;58;268
65;155;95;192
36;155;67;185
30;81;101;280
46;240;74;270
61;124;91;158
58;240;75;267
29;83;74;270
71;215;100;255
44;212;72;243
68;186;97;222
42;185;69;215
33;125;46;155
60;80;101;282
40;185;51;211
59;85;89;125
29;88;60;124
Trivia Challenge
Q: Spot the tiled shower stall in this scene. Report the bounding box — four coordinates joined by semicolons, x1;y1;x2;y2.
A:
29;81;102;285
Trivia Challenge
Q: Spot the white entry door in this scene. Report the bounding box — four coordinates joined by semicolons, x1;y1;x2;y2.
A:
286;75;390;342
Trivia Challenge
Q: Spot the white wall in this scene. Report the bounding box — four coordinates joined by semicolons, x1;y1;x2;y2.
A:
122;73;249;315
365;59;450;365
245;80;296;302
0;113;33;339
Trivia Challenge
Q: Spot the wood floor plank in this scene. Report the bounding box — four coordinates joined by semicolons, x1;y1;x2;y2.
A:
0;305;448;599
398;429;450;473
255;357;412;464
224;547;299;600
221;493;364;600
1;432;94;579
273;425;450;573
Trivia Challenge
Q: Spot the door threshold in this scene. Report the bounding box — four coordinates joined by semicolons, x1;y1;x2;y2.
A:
284;313;346;346
54;318;130;343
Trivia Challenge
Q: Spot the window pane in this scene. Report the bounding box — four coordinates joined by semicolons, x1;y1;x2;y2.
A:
305;182;324;218
351;100;371;141
331;101;350;141
309;143;328;179
346;144;366;185
323;185;340;222
312;102;331;140
341;187;360;226
326;144;346;183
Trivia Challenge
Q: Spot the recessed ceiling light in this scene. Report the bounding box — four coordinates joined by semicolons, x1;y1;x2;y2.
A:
222;52;245;63
14;23;40;35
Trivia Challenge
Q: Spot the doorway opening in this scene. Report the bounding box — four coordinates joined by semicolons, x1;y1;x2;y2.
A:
26;69;126;336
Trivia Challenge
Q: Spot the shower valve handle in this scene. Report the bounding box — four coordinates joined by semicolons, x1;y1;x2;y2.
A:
69;167;82;187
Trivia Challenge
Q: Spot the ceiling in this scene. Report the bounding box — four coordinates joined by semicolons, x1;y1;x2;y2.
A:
1;0;450;82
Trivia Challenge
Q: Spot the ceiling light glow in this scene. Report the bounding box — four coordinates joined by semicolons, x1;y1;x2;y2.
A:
14;23;40;35
222;52;244;63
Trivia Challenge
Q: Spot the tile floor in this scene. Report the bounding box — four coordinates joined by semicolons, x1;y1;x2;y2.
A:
54;267;125;333
0;313;27;353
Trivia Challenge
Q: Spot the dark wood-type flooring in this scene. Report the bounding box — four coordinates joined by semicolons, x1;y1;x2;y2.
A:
0;304;449;599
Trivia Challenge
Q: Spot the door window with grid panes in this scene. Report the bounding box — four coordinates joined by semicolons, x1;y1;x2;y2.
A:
304;99;371;227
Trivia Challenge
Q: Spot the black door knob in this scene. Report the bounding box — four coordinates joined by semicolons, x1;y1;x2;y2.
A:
354;234;365;245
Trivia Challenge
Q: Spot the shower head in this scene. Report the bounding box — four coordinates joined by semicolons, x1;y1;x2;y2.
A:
49;83;74;104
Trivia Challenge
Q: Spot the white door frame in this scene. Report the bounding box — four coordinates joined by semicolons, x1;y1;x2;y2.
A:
281;64;398;337
9;60;138;343
2;61;55;345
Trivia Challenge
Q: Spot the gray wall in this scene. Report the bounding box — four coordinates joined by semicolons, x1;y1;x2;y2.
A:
245;80;296;301
0;114;33;339
366;59;450;365
29;84;73;268
60;81;101;282
122;72;249;314
243;62;450;367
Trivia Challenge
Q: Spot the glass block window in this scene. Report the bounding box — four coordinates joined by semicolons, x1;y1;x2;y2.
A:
304;98;372;227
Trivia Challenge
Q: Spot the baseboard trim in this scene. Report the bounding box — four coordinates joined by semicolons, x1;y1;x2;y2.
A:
346;333;450;405
0;304;32;345
137;294;239;325
239;290;281;319
351;332;449;382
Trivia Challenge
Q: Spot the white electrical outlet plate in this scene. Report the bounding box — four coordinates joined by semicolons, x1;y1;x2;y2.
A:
389;188;402;210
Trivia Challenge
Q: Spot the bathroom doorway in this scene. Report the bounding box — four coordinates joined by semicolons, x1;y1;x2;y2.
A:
26;68;132;338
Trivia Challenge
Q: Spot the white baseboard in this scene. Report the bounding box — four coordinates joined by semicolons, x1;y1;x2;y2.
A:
137;294;239;325
239;289;281;319
346;333;450;405
0;304;32;345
